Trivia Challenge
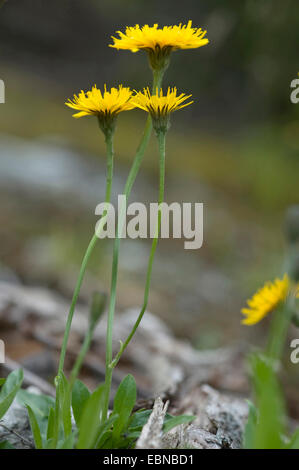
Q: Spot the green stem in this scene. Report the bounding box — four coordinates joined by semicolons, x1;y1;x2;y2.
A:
102;69;165;419
110;131;166;371
266;303;292;362
57;131;114;377
57;67;164;418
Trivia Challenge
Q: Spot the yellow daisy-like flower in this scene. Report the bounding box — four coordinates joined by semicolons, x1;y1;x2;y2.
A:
110;21;209;71
132;87;193;133
110;21;209;53
65;84;134;119
241;274;290;326
132;87;193;114
65;84;135;135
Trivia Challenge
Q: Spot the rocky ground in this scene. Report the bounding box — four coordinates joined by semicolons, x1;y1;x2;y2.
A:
0;280;249;449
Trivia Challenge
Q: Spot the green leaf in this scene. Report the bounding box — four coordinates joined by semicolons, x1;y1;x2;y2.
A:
94;413;119;449
0;369;23;420
26;405;43;449
163;413;195;433
128;409;152;431
17;389;55;442
58;433;75;449
57;372;72;438
243;400;258;449
96;431;114;449
124;431;140;440
44;438;55;449
111;374;137;444
17;389;55;417
72;379;90;427
77;384;105;449
0;378;6;387
46;407;55;441
52;386;61;447
0;440;15;449
114;409;152;447
248;353;286;449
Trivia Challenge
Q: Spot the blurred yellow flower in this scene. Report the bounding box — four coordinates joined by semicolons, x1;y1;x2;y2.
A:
132;87;193;117
65;85;135;119
110;21;209;53
241;274;290;325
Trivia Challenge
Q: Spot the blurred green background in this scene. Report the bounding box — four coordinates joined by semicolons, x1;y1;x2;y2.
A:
0;0;298;351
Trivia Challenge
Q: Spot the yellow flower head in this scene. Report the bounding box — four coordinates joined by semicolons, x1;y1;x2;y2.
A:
132;87;193;116
65;84;135;119
110;21;209;53
241;274;290;326
132;87;193;133
110;21;209;70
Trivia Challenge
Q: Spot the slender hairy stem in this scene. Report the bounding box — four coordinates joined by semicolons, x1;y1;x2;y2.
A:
102;69;165;419
57;131;114;376
110;131;166;370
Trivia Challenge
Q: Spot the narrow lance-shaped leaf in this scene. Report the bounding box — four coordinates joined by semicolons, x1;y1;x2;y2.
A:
111;374;137;444
77;384;105;449
58;372;72;438
163;413;195;434
27;405;43;449
46;407;55;441
72;379;90;427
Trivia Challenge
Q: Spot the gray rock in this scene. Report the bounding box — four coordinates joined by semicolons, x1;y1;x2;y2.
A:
0;397;32;449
